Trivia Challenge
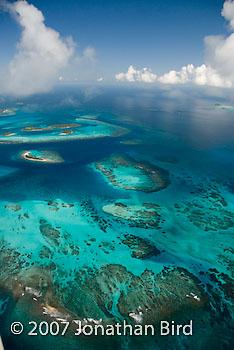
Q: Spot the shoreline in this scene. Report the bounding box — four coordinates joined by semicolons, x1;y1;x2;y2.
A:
20;150;64;163
0;120;128;144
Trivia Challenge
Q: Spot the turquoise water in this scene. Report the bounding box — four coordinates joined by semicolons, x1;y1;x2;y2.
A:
0;117;126;143
112;166;145;186
0;86;233;349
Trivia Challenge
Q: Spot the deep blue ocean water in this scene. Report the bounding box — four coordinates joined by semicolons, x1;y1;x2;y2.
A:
0;85;233;349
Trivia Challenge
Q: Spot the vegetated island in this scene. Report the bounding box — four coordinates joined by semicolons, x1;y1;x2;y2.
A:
0;118;128;143
22;123;81;132
20;150;64;163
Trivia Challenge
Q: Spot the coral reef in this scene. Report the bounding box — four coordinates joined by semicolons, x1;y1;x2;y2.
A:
103;201;162;228
95;154;170;192
175;185;234;231
121;234;161;259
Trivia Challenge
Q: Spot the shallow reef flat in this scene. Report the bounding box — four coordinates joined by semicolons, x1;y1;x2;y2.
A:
19;150;64;163
0;118;128;144
1;263;207;327
77;113;99;119
0;198;165;275
1;252;233;349
95;154;170;192
103;201;162;228
0;186;233;349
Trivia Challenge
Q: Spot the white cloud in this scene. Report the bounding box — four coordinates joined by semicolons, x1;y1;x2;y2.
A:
159;0;234;88
115;65;157;83
158;64;232;87
222;0;234;29
61;45;98;82
82;46;96;64
0;0;74;96
74;46;97;64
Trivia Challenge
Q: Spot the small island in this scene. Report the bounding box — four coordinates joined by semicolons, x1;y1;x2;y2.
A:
58;129;74;135
20;150;64;163
215;103;234;110
22;126;53;132
0;118;128;143
22;123;81;133
0;107;18;116
2;132;16;137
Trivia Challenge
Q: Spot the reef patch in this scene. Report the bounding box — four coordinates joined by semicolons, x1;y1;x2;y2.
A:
103;201;162;228
175;184;234;231
0;118;128;144
95;154;170;192
121;234;161;259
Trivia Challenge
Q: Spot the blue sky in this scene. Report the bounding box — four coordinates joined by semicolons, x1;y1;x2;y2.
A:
0;0;233;95
35;0;226;72
0;0;226;72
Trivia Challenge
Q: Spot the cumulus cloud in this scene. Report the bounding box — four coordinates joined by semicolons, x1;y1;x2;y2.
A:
222;0;234;29
0;0;74;96
116;1;234;88
115;65;157;83
159;0;234;88
158;64;232;87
